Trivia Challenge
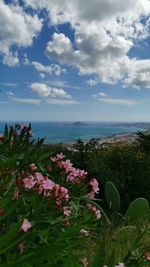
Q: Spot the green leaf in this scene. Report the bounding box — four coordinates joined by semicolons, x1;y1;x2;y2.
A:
125;198;149;222
0;221;21;252
105;182;120;212
4;124;8;140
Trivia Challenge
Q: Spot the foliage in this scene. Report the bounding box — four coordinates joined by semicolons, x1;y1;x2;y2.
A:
66;138;150;209
0;125;150;267
0;124;101;267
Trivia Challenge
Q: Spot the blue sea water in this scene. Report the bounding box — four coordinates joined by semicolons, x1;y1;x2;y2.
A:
0;121;145;144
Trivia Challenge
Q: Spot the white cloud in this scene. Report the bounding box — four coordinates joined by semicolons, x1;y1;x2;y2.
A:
124;59;150;89
46;33;74;64
39;73;46;79
1;83;17;87
1;0;150;89
30;82;72;99
2;51;19;67
46;98;78;105
98;97;139;106
39;0;150;87
86;79;98;86
24;0;145;25
23;54;30;65
12;97;41;105
0;0;43;65
98;92;107;97
6;91;15;96
46;80;80;90
32;61;66;76
47;80;68;88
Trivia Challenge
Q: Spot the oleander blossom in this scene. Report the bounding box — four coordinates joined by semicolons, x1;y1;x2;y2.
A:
89;178;99;194
51;152;65;162
23;175;37;189
35;172;44;183
88;178;99;199
144;252;150;261
87;203;101;220
21;219;31;232
80;257;89;267
20;154;100;218
13;187;19;200
51;155;88;183
18;241;25;254
80;229;90;237
29;163;37;171
63;206;72;216
0;134;4;141
52;184;69;207
41;177;55;191
29;130;34;137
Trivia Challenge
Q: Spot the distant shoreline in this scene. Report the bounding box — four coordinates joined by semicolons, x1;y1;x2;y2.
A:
0;121;149;145
56;130;149;150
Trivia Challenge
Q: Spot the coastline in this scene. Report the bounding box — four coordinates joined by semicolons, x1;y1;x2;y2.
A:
59;131;140;150
59;128;149;150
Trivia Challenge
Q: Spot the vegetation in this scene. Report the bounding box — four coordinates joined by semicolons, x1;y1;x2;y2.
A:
0;124;149;267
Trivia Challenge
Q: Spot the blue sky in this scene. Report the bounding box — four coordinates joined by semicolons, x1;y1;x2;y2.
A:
1;0;150;121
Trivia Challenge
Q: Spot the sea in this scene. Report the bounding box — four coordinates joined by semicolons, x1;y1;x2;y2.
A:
0;121;145;144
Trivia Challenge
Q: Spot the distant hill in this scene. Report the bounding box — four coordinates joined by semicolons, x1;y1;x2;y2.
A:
114;122;150;129
72;122;88;126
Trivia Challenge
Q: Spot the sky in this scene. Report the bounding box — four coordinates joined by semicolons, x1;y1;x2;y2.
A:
0;0;150;122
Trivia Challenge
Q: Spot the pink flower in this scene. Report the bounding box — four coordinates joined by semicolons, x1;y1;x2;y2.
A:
13;129;19;136
20;124;28;130
21;219;31;232
145;252;150;261
18;241;25;254
80;229;89;237
51;152;65;162
62;160;73;172
23;176;36;189
42;178;55;190
88;191;95;199
60;186;68;197
29;130;35;137
52;185;69;208
29;163;37;171
95;209;101;219
89;178;99;194
35;172;44;182
57;161;65;168
87;203;101;220
80;257;89;267
0;134;4;140
56;152;65;160
66;167;87;183
63;206;72;216
13;187;19;200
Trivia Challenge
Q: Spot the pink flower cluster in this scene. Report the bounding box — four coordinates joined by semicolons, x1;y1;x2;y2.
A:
51;153;87;184
22;172;69;212
87;203;101;220
14;153;101;221
88;178;99;199
19;124;35;136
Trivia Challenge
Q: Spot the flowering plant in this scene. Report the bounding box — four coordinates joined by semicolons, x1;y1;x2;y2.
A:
0;124;149;267
0;147;101;266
